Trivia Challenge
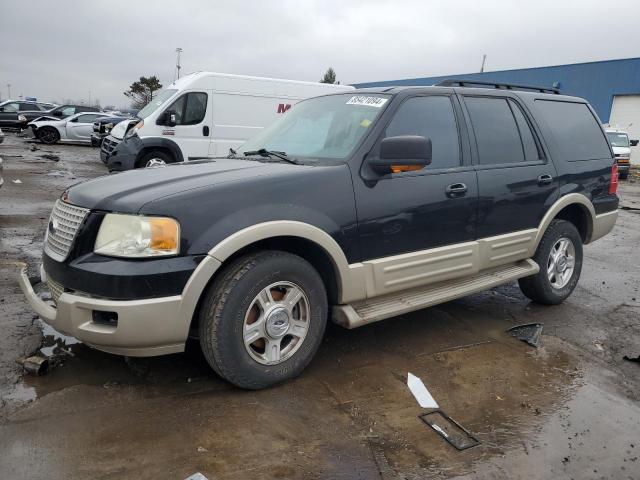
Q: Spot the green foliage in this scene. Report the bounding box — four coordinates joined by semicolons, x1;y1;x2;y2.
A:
124;76;163;109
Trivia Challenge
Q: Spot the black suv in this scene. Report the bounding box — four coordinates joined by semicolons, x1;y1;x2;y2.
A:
0;100;54;129
20;82;619;389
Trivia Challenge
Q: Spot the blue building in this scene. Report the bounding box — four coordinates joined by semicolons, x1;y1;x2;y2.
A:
354;57;640;125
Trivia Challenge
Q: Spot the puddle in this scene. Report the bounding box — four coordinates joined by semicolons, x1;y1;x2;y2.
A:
37;319;80;357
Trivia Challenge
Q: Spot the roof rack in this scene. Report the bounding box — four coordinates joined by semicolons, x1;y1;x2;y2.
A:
435;78;560;94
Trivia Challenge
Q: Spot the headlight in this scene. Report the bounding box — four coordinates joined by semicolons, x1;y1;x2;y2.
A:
125;120;144;139
94;214;180;258
18;114;27;122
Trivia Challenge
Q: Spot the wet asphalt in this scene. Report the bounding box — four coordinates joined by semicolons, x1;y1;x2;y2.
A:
0;132;639;480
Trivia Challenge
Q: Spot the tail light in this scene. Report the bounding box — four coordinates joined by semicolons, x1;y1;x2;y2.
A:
609;163;618;195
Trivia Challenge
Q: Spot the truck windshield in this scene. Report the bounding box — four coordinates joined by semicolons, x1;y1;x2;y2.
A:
606;132;629;147
136;89;178;119
240;93;390;160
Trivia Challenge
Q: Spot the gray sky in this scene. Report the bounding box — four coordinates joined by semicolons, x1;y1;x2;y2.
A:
2;0;638;107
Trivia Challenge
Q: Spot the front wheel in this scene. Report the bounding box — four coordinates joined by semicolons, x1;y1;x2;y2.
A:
137;150;173;169
38;127;60;144
199;251;328;389
519;219;583;305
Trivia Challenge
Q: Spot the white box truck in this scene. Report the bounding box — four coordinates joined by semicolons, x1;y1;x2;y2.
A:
100;72;353;171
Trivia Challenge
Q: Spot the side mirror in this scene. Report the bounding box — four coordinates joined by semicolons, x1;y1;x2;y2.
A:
161;110;177;127
371;136;432;174
631;139;639;147
70;117;78;123
0;107;4;112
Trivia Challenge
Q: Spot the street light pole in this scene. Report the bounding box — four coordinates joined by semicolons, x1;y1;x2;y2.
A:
7;84;11;99
175;48;183;81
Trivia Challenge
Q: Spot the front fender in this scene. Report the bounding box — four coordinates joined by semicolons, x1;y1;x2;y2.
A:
137;137;184;163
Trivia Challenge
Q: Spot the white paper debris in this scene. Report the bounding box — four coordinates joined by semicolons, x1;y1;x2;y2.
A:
407;372;439;409
184;473;208;480
12;179;22;184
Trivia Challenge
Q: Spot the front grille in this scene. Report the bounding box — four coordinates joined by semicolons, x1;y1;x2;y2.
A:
47;276;65;305
43;200;90;262
101;136;120;154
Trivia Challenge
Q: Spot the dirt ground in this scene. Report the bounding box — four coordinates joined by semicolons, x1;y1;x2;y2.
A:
1;132;639;480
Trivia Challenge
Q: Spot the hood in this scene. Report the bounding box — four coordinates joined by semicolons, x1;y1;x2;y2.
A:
29;117;64;126
66;158;312;212
612;145;631;156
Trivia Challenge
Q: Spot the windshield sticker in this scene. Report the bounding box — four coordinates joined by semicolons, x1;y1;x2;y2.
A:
360;119;372;128
346;96;388;108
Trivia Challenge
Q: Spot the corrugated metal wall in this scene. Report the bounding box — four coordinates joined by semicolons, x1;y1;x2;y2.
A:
354;58;640;123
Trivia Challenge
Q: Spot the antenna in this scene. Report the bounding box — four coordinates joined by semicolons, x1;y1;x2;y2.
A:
480;54;487;73
174;48;183;81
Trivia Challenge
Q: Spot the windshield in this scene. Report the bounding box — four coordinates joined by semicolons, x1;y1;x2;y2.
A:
240;93;390;160
136;89;178;119
606;132;629;147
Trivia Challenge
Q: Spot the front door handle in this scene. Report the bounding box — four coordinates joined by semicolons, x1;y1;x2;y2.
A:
537;174;553;186
203;125;210;136
446;183;468;197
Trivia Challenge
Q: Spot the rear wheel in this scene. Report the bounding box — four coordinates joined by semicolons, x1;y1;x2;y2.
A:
198;251;328;389
137;150;173;169
519;219;583;305
38;127;60;144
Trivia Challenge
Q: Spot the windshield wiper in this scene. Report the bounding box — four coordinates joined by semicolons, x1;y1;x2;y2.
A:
243;148;300;165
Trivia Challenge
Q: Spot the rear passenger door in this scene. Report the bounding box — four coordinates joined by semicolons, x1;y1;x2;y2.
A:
461;95;558;239
66;114;101;140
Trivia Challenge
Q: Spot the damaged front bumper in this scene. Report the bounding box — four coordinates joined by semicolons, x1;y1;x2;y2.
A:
18;265;187;357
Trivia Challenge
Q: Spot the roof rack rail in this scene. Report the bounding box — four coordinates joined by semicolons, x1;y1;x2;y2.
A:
436;78;560;94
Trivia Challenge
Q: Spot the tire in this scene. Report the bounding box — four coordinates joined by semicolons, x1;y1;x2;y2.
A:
136;150;173;169
518;219;583;305
38;127;60;144
199;250;328;389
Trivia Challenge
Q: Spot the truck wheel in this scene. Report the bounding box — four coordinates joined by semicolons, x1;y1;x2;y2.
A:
38;127;60;144
518;219;583;305
199;251;328;389
137;150;173;169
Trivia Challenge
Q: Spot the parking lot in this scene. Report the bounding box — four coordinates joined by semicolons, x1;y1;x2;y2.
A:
0;131;639;479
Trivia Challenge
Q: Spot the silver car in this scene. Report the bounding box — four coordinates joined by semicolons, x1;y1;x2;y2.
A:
28;112;105;144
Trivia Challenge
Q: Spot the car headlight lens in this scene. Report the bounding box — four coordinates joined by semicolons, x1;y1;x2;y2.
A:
18;114;27;122
94;214;180;257
125;120;144;139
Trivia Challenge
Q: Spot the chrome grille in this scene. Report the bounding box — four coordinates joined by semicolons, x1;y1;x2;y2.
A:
47;276;65;305
44;200;89;262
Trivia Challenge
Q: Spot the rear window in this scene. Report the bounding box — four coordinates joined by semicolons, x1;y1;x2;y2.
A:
535;100;611;161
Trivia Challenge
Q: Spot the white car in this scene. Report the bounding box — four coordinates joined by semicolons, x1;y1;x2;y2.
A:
28;112;107;145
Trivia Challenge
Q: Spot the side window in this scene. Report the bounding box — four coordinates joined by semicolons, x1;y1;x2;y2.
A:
464;96;525;165
3;103;20;112
77;114;99;123
166;92;208;125
534;100;611;161
384;96;461;169
59;106;75;116
19;103;39;111
508;99;541;161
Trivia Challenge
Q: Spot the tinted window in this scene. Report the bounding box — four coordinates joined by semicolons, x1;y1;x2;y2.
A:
167;92;208;125
535;100;611;161
19;103;41;111
385;96;460;168
508;99;541;161
58;106;76;117
76;114;100;123
465;97;524;164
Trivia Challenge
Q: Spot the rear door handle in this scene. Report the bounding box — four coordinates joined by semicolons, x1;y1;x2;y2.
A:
203;125;210;136
446;183;467;197
537;174;553;186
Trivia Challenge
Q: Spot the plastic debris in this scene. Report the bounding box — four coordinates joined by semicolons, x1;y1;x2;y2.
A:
12;179;22;184
185;473;208;480
507;323;543;347
419;410;480;450
407;372;439;409
623;355;640;364
39;154;60;161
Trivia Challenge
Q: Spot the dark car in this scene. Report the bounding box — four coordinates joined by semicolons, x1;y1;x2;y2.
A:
0;100;55;130
20;81;619;390
91;115;131;147
18;104;102;131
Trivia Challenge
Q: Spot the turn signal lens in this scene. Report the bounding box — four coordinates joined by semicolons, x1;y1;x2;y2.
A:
149;217;179;250
609;163;618;195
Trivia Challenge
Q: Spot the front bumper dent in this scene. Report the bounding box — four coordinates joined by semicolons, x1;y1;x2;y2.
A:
18;266;186;356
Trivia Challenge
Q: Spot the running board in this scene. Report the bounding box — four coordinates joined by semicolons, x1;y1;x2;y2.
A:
333;259;539;329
